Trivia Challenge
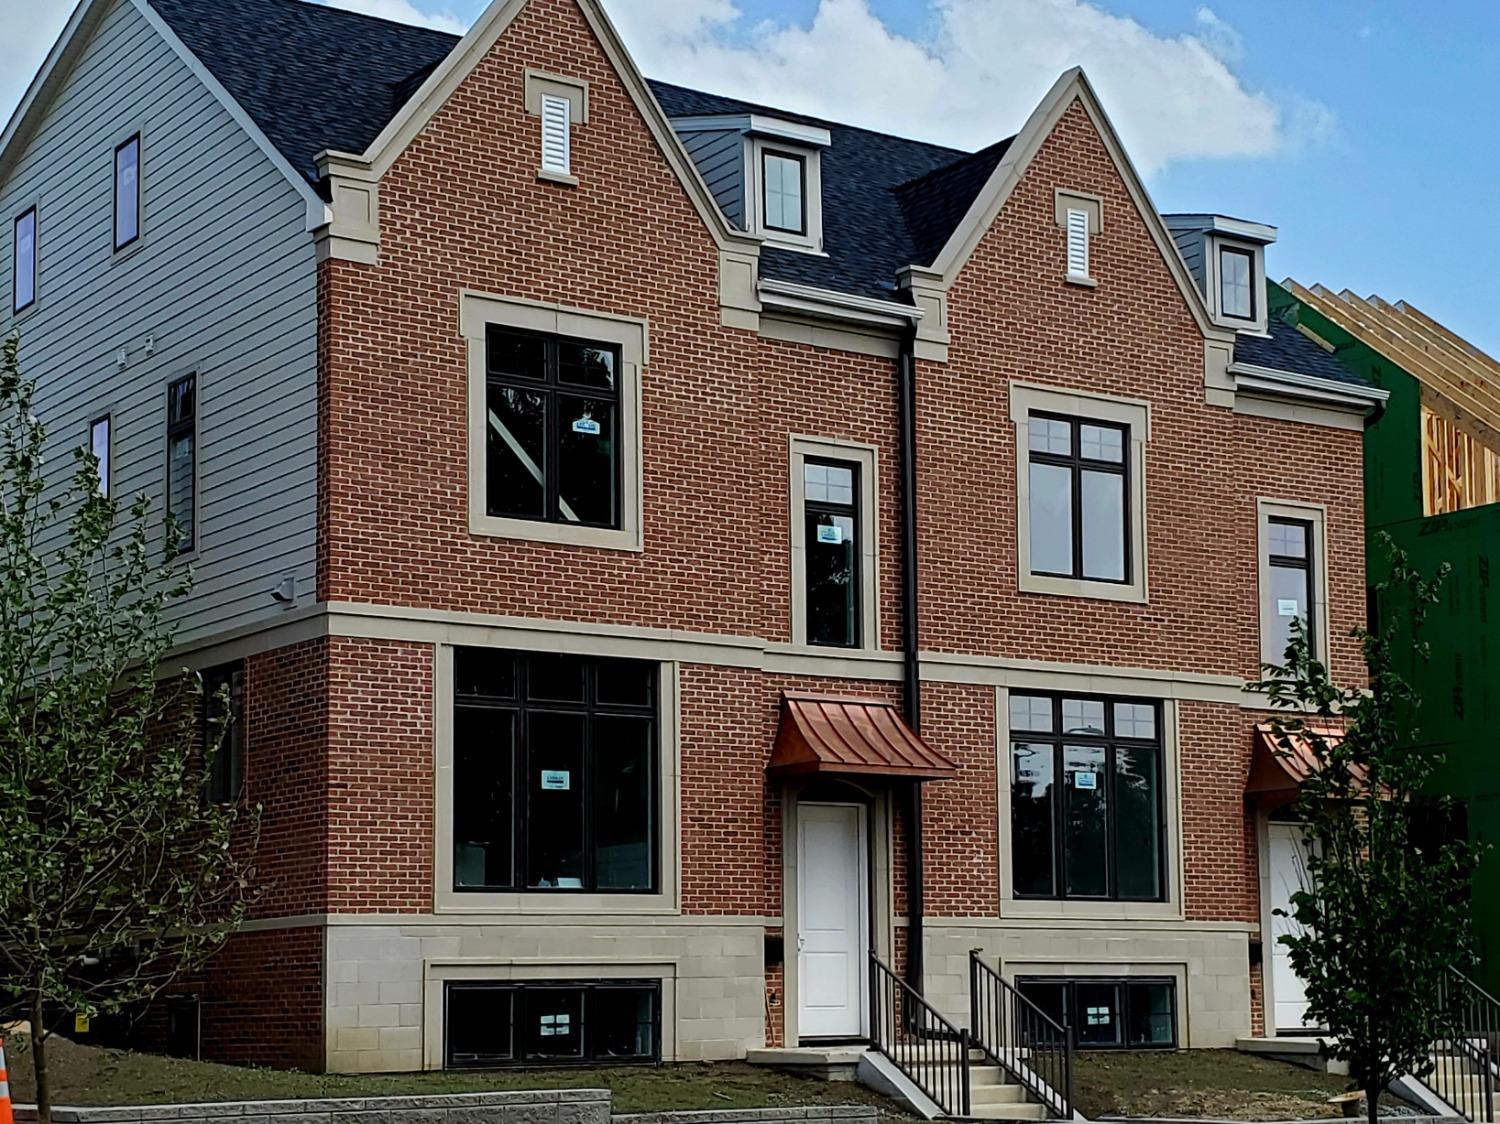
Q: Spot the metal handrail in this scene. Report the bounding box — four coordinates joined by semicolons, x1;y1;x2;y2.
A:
1428;968;1500;1122
868;951;970;1117
969;949;1074;1119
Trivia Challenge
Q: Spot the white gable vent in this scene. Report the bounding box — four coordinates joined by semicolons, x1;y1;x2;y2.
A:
1066;207;1089;278
540;93;571;176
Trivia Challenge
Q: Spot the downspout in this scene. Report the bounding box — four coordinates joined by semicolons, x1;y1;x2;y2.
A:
897;325;925;995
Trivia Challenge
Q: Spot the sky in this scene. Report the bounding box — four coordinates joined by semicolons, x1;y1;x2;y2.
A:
4;0;1498;353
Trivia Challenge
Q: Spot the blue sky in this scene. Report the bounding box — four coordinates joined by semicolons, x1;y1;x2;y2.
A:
6;0;1498;352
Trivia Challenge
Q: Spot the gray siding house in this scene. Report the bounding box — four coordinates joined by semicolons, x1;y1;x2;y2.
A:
0;0;319;642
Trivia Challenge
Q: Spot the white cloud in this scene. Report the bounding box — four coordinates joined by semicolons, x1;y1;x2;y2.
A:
0;0;73;133
313;0;468;34
611;0;1331;177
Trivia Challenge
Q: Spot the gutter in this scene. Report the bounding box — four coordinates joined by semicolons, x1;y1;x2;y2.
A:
1228;361;1390;409
896;325;925;995
758;278;925;329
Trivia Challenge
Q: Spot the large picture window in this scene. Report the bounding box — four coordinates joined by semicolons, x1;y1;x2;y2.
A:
1027;413;1129;584
1009;693;1165;901
453;648;657;893
485;327;621;529
446;980;659;1067
1017;977;1176;1049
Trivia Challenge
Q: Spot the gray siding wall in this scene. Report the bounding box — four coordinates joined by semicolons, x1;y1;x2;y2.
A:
679;129;745;230
0;0;318;646
1169;227;1207;295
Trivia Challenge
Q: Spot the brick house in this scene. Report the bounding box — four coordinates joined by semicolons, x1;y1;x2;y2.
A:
1;0;1385;1082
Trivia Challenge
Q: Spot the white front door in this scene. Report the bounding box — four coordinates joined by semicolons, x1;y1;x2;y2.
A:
1269;822;1320;1033
797;801;868;1039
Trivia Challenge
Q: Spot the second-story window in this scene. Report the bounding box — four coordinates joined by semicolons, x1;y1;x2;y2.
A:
804;459;861;648
1265;516;1314;660
485;327;620;529
1219;246;1254;320
114;134;141;250
90;415;111;497
1027;413;1129;583
166;374;196;554
13;207;36;314
1010;693;1165;902
762;151;805;235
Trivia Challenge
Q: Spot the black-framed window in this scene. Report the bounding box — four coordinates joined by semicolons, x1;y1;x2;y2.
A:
1266;516;1315;660
1009;693;1165;901
804;458;860;648
1017;977;1177;1049
485;327;620;529
166;374;196;554
762;150;806;235
114;134;141;251
90;415;111;497
446;979;659;1068
13;207;36;313
1219;246;1254;320
1027;412;1129;583
453;648;657;893
203;663;244;803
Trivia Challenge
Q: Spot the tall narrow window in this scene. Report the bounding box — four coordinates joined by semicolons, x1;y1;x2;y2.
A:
204;664;244;803
1219;246;1254;320
1027;413;1129;583
114;134;140;250
166;374;196;554
13;207;36;313
90;415;111;497
485;328;620;529
1009;693;1165;902
1266;516;1314;661
803;459;860;648
762;151;805;235
1066;207;1089;278
452;649;658;893
540;93;571;176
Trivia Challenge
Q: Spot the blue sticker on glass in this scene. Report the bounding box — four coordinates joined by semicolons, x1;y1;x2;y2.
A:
571;417;601;435
816;524;843;545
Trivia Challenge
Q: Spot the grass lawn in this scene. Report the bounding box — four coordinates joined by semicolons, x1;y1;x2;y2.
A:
2;1034;907;1114
1074;1049;1385;1121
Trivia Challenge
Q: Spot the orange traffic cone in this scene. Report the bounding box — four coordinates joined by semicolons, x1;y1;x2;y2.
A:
0;1036;12;1124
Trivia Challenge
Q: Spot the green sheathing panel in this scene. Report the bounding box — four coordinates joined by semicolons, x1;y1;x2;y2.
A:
1272;283;1500;994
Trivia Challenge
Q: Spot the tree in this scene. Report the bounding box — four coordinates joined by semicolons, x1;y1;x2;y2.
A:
0;335;259;1123
1256;537;1481;1124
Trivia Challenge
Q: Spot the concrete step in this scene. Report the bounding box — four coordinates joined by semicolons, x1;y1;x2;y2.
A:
968;1082;1027;1105
963;1102;1048;1121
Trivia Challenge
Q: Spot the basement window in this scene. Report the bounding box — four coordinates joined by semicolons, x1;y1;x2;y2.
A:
445;980;659;1067
1017;977;1177;1048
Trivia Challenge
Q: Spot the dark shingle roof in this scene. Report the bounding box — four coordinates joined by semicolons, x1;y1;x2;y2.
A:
1235;320;1367;387
148;0;460;183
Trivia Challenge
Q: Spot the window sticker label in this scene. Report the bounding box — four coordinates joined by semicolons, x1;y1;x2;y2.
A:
816;524;844;545
1277;598;1300;617
1086;1006;1111;1026
1072;770;1098;790
571;416;601;435
540;1012;571;1036
541;769;571;791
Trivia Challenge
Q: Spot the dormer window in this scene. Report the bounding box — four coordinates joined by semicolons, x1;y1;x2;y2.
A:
762;151;806;235
1219;246;1254;320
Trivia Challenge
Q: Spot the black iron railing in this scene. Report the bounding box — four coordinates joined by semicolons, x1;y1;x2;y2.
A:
868;951;971;1117
969;949;1074;1118
1429;968;1500;1122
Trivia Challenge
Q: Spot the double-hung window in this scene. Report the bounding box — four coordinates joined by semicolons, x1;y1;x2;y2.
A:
446;979;659;1067
114;134;141;250
485;327;620;529
1009;693;1165;902
452;648;658;893
1219;246;1254;320
1027;413;1129;583
165;374;196;554
1265;516;1315;661
13;207;36;314
804;459;860;647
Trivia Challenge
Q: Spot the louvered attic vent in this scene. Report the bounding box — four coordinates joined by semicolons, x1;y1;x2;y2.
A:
540;93;571;176
1066;207;1090;279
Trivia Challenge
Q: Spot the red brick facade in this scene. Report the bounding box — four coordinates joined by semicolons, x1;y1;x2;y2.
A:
180;0;1365;1066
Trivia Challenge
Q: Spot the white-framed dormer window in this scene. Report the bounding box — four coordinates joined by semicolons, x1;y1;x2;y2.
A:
1219;245;1254;321
524;69;588;186
762;150;806;235
746;122;828;253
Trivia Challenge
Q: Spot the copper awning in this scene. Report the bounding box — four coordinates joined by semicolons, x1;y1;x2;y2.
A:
1247;720;1359;801
768;693;958;780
